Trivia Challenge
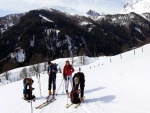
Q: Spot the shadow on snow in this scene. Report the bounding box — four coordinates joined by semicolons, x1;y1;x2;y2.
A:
85;95;116;103
85;87;106;94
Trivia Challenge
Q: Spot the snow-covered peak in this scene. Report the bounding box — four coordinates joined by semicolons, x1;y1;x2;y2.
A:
120;0;150;14
41;6;86;16
86;10;100;17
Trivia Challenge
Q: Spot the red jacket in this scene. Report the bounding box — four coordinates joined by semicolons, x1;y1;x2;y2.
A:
63;65;74;76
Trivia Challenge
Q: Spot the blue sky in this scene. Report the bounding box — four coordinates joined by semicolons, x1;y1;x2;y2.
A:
0;0;133;17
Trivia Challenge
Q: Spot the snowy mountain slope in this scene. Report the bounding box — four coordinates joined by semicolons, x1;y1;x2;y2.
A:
120;0;150;14
39;14;54;22
0;43;150;113
141;12;150;21
1;6;150;72
0;5;86;30
41;6;87;16
0;13;24;33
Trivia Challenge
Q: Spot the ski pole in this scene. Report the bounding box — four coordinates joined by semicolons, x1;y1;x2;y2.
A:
56;77;64;96
62;80;64;94
30;97;33;113
38;74;42;97
67;77;69;105
29;82;33;113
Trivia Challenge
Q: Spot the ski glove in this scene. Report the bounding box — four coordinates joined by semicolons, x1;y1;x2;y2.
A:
63;75;67;81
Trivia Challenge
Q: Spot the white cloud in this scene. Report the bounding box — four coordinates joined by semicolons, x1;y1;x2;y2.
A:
0;0;133;17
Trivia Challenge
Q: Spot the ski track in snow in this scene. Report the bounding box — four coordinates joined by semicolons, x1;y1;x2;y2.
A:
0;44;150;113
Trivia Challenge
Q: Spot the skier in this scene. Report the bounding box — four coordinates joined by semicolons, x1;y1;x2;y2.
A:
23;78;35;100
63;60;75;97
70;72;85;104
46;61;58;99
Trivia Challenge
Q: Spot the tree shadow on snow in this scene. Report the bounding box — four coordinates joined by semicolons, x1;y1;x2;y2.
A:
85;95;116;103
85;87;106;94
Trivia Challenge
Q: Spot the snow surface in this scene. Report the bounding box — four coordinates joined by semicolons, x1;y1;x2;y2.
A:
16;49;25;62
120;0;150;14
30;36;35;47
0;44;150;113
65;35;73;57
80;21;92;26
39;14;54;22
42;6;87;16
10;49;25;63
135;27;142;33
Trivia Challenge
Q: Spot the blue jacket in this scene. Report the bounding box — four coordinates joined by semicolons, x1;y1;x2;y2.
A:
48;64;58;75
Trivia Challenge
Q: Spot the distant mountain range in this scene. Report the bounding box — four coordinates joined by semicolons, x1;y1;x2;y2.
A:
0;4;150;73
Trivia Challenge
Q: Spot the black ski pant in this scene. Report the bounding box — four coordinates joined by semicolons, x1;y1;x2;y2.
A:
48;74;56;90
74;84;84;98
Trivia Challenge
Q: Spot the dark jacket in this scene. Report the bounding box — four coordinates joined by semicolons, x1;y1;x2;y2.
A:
48;63;58;78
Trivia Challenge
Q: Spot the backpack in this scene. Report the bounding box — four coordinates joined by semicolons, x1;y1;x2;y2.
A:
70;88;81;104
23;78;34;87
23;78;35;100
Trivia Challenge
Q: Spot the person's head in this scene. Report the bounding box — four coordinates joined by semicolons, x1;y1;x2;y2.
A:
48;61;52;65
54;63;58;66
66;60;70;65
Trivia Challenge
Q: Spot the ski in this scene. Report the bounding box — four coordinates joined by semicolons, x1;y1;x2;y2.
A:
66;97;85;108
35;99;53;109
38;99;56;109
35;100;49;109
74;103;80;108
74;97;85;108
66;103;73;108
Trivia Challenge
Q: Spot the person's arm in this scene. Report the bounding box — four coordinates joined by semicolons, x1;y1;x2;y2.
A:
71;65;75;73
63;66;67;80
52;64;58;73
54;65;58;73
48;66;52;74
47;66;49;74
63;66;65;75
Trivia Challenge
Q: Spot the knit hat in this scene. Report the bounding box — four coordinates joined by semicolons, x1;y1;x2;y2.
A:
66;60;69;63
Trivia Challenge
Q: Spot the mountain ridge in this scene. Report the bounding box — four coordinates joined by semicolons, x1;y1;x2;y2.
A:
0;8;150;74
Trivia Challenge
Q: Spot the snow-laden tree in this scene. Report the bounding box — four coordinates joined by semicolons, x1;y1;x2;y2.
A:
19;68;28;79
78;55;87;65
2;71;11;80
